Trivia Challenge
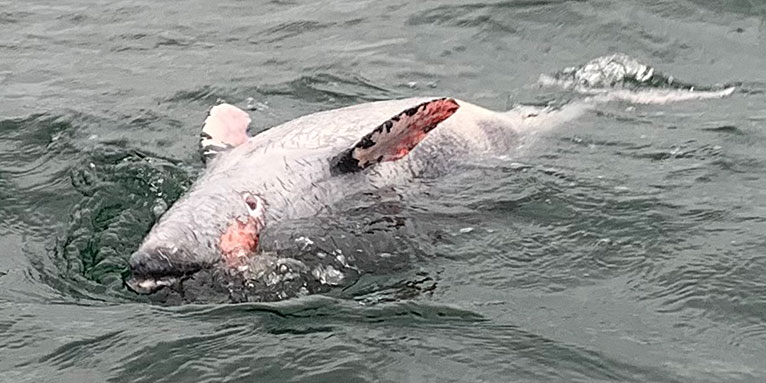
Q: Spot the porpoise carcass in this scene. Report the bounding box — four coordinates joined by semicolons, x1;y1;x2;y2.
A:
125;54;734;302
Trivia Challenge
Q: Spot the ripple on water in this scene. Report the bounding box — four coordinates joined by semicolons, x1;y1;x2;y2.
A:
260;73;398;105
255;20;337;44
102;298;485;382
419;162;679;293
545;104;766;352
0;113;82;237
159;73;400;136
51;148;195;299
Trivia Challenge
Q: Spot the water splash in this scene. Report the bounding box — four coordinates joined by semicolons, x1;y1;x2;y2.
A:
52;148;195;299
539;53;732;93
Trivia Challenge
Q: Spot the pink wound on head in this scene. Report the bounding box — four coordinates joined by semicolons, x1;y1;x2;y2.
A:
220;217;260;267
219;193;267;268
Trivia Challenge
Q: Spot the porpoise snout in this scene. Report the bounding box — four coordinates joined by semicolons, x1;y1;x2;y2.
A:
125;247;204;294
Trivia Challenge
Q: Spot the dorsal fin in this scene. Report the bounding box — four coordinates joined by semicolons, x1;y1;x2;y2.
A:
200;103;251;163
330;98;460;174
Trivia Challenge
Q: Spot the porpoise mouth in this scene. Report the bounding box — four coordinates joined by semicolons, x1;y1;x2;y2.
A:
125;248;205;295
125;276;179;294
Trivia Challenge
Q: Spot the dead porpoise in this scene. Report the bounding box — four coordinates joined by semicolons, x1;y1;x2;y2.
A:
125;54;734;300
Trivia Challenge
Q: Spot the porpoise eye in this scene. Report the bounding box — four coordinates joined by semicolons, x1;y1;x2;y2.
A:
240;192;265;217
243;193;259;211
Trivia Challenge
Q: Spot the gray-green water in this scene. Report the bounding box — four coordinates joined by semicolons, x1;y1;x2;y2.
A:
2;0;766;381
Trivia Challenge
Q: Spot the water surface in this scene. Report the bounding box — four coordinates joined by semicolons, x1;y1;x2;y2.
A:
1;0;766;382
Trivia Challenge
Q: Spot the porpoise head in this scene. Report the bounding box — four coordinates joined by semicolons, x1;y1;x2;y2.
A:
126;188;266;294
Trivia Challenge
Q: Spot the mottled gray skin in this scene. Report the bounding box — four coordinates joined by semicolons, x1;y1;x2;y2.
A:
127;97;571;289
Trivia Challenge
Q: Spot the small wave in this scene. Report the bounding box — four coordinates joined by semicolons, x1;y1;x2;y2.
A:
539;53;734;95
170;295;485;324
408;0;581;31
165;74;396;106
162;85;231;104
161;74;398;125
0;10;32;24
253;20;336;44
100;298;484;382
0;113;84;237
261;73;397;104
